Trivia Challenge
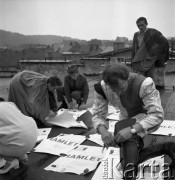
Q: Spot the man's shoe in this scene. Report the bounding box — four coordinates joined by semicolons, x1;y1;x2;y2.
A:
0;159;19;174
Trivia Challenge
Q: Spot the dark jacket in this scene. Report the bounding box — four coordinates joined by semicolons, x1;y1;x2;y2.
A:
132;28;169;68
64;73;89;103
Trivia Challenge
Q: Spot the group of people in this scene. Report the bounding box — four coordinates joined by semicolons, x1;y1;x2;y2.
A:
0;64;89;174
0;16;174;179
8;64;89;126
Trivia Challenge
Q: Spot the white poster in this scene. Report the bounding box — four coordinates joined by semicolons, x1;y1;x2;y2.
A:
88;134;104;146
45;145;104;175
92;147;164;180
91;147;121;180
46;109;87;128
34;134;86;156
37;128;52;143
151;120;175;136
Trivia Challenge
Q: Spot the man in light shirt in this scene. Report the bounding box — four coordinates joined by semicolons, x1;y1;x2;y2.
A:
92;63;175;179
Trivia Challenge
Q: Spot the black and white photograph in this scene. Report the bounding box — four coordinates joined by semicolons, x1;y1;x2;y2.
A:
0;0;175;179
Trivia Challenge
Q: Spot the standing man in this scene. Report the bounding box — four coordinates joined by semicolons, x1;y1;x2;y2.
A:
92;63;175;179
8;70;63;126
64;65;89;110
132;17;169;81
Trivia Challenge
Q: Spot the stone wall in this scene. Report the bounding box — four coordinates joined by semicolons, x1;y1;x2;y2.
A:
19;60;72;81
81;58;110;75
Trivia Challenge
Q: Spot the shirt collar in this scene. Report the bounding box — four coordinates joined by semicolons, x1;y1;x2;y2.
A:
139;27;148;34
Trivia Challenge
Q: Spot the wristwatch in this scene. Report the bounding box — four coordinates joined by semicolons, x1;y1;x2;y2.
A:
130;126;137;134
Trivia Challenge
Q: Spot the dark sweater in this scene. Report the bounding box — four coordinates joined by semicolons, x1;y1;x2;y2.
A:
64;73;89;103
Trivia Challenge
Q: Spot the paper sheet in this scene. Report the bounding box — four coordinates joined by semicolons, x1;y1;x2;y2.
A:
92;147;164;180
34;134;86;156
108;120;118;133
137;156;164;180
91;147;121;180
46;109;87;128
88;105;119;116
151;120;175;136
45;145;103;175
76;110;93;128
108;105;119;114
107;113;120;121
68;109;87;119
88;134;104;146
37;128;51;143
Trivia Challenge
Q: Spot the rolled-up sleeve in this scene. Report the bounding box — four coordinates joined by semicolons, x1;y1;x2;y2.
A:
91;91;108;131
138;77;164;132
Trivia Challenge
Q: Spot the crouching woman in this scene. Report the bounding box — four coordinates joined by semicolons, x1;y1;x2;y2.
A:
0;98;38;174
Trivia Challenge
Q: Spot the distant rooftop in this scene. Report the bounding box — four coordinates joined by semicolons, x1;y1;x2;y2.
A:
18;59;72;63
62;52;82;55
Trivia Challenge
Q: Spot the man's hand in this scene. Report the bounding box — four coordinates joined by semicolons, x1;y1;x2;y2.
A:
68;102;74;110
114;127;133;143
48;110;56;118
101;131;114;147
98;125;114;147
79;102;86;110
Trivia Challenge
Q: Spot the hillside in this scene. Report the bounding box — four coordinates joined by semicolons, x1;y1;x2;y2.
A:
0;30;85;47
0;29;118;67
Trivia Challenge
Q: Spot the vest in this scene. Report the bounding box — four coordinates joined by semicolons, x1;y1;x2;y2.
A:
94;73;147;118
120;73;146;117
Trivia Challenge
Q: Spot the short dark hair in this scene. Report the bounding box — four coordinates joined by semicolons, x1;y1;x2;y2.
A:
0;97;5;101
102;63;130;88
136;17;148;25
47;76;62;86
67;65;78;74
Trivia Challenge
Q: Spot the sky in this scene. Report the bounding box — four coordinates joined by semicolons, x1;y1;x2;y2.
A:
0;0;174;41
